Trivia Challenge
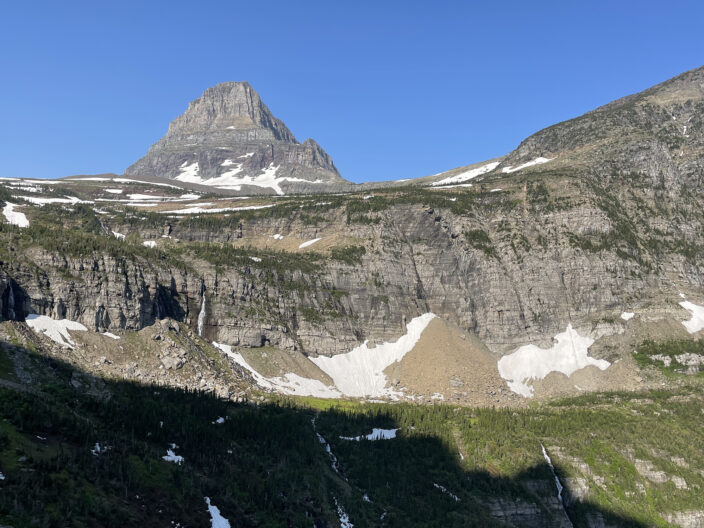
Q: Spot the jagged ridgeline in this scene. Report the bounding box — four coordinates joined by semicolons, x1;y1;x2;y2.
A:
1;65;704;526
125;81;347;195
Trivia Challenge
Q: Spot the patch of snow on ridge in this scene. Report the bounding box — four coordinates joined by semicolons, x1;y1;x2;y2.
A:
298;238;321;249
679;301;704;333
502;156;554;174
621;312;635;321
213;342;341;398
432;161;500;186
162;448;183;465
142;241;157;248
175;161;200;183
497;324;610;397
158;204;275;214
340;428;398;441
335;498;354;528
205;497;231;528
310;313;436;398
2;203;29;227
25;314;88;348
102;332;120;340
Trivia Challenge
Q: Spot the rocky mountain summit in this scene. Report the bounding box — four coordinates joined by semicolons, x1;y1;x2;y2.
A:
125;82;348;195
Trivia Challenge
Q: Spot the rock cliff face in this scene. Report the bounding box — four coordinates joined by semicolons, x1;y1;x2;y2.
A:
3;65;704;379
125;82;347;194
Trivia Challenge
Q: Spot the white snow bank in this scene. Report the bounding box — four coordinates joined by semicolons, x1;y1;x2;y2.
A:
173;163;321;195
157;204;275;215
272;233;284;240
213;343;341;398
621;312;635;321
310;313;436;398
175;162;200;183
112;231;125;240
250;256;262;262
298;237;321;249
103;332;120;340
432;161;500;186
22;196;92;205
162;449;184;465
679;301;704;333
91;443;111;456
2;203;29;227
490;188;502;192
502;157;554;174
497;324;610;397
335;498;354;528
25;314;87;348
179;193;200;199
205;497;231;528
142;240;157;248
340;428;398;441
105;189;123;194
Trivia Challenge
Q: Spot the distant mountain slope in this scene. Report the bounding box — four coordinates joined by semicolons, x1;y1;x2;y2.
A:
497;65;704;188
125;82;348;195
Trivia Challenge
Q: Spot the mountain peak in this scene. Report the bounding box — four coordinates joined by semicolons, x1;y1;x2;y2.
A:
166;82;297;143
124;82;346;193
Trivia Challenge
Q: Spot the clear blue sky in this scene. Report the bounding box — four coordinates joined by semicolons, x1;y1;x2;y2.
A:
1;1;702;183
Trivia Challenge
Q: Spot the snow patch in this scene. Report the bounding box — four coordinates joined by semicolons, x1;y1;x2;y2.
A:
621;312;635;321
91;443;111;456
340;428;398;441
249;256;262;262
102;332;120;340
205;497;231;528
679;301;704;333
175;162;200;183
25;314;88;348
432;161;500;186
112;231;125;240
214;343;341;398
335;498;354;528
157;204;275;215
502;157;554;174
272;233;284;240
142;241;157;248
2;203;29;227
497;324;610;397
310;313;436;398
162;448;184;465
105;189;123;194
298;237;321;249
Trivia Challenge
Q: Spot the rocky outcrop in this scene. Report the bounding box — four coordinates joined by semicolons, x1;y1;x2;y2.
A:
125;82;348;194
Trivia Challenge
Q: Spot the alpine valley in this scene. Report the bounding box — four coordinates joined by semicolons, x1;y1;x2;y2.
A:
2;66;704;527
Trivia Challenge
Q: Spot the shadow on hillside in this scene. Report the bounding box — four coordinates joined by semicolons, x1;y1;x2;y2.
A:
0;338;651;528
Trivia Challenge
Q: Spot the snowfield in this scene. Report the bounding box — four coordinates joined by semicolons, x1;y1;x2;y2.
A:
679;301;704;333
213;342;341;398
157;204;275;215
310;313;436;398
298;237;321;249
621;312;635;321
2;202;29;227
25;314;88;348
173;162;323;195
497;324;610;397
502;156;554;173
431;161;500;186
162;448;184;465
205;497;231;528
